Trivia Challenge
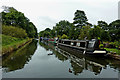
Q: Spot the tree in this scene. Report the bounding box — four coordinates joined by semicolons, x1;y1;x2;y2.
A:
68;24;76;39
50;30;55;38
53;20;73;37
100;30;110;41
73;10;90;39
108;20;120;41
73;10;88;29
45;28;51;32
2;6;38;38
79;26;91;40
89;25;101;39
98;21;108;30
39;28;51;38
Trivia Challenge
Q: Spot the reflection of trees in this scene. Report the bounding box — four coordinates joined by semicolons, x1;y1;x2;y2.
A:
54;51;68;62
59;45;120;75
106;59;120;72
86;63;102;75
39;41;49;51
58;45;108;75
40;41;120;75
2;40;38;72
70;60;84;75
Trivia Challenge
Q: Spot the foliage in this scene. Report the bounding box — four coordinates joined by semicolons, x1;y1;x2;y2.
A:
2;25;27;38
89;25;101;39
2;34;31;54
100;30;110;41
98;21;108;30
68;25;76;39
54;20;73;36
54;20;76;39
109;41;120;48
78;26;91;40
2;34;23;46
61;34;68;39
73;10;91;39
105;48;120;55
73;10;88;28
39;9;119;44
45;28;51;32
39;20;75;39
2;6;37;38
50;30;56;38
108;20;120;41
39;28;51;38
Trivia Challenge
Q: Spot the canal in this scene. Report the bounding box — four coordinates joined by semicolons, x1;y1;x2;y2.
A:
2;40;120;78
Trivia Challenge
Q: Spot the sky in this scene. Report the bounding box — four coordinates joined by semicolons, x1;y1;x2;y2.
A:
0;0;119;32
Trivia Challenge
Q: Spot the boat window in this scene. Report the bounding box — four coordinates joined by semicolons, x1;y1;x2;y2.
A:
71;43;73;45
88;41;95;48
76;43;80;46
80;42;85;47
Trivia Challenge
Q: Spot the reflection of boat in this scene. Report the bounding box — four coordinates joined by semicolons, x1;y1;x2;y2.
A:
58;39;107;55
56;46;106;75
40;41;120;76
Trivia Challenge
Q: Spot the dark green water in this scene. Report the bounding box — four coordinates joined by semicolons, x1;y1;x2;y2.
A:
2;40;120;78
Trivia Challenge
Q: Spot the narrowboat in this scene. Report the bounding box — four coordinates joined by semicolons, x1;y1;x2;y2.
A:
57;39;107;55
40;37;57;45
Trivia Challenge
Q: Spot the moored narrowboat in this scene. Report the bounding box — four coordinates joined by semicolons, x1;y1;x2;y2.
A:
40;37;58;45
57;39;107;55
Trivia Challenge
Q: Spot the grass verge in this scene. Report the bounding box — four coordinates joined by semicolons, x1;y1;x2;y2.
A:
105;48;120;55
1;34;32;56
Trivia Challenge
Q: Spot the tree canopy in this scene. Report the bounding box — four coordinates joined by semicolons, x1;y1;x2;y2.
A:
2;6;38;38
108;20;120;41
73;10;88;29
39;10;120;42
98;21;108;30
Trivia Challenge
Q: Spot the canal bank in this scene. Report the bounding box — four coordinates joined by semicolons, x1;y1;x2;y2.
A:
2;36;33;56
106;53;120;60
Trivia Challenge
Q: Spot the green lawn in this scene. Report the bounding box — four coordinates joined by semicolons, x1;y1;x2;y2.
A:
1;34;30;55
105;48;120;55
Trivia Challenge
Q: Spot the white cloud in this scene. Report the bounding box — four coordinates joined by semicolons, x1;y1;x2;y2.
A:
0;0;119;32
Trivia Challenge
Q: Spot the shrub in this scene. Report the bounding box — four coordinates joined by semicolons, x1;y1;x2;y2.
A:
2;25;27;38
61;34;68;39
110;41;120;48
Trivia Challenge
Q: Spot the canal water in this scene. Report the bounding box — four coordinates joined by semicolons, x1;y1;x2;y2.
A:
2;40;120;78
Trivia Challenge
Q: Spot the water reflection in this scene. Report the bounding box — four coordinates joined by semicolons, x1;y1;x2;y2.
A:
40;41;120;76
2;40;38;72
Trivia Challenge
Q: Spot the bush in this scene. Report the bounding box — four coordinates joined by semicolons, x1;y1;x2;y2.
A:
61;34;68;39
110;41;120;48
2;25;27;38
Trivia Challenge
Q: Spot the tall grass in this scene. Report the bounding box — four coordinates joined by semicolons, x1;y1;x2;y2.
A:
2;34;31;55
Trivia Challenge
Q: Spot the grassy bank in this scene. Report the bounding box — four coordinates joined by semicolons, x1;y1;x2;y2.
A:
1;34;32;56
105;48;120;55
